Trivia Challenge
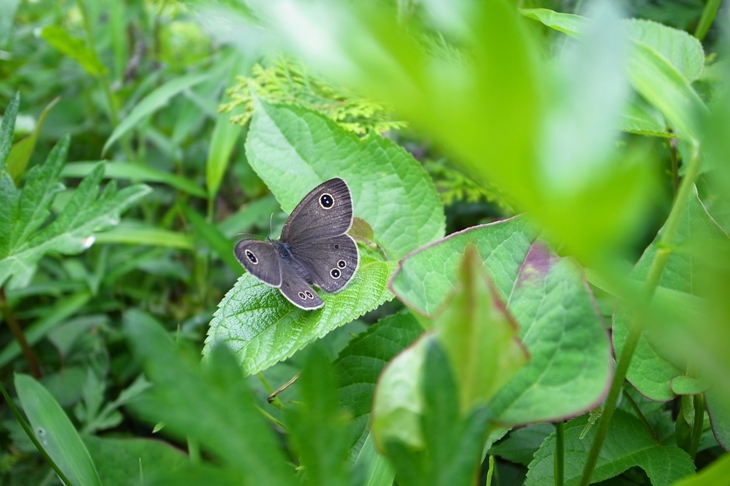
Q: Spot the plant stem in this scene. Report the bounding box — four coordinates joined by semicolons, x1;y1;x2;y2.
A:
694;0;721;42
0;288;42;378
579;142;702;485
622;389;659;442
690;393;704;459
554;421;564;486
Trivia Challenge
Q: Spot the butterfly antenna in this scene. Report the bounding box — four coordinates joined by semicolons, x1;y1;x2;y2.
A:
269;213;275;237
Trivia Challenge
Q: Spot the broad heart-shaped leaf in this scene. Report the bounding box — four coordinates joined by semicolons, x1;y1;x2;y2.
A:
334;311;423;456
525;409;695;486
0;136;151;289
245;100;444;260
206;251;396;375
390;217;612;424
124;310;297;485
15;374;102;486
613;189;730;402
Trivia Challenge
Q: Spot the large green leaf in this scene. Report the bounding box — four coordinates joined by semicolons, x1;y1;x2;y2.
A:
526;410;695;485
0;136;151;288
391;218;611;424
613;189;730;401
206;250;396;375
15;373;102;486
0;92;19;170
245;100;444;260
40;25;107;76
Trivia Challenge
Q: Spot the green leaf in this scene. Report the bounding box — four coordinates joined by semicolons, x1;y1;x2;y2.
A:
526;410;695;485
0;92;20;170
613;189;729;401
124;309;297;485
706;387;730;451
670;453;730;486
391;218;612;424
390;217;540;316
489;424;555;466
0;136;151;288
61;161;207;198
15;373;102;486
245;101;444;260
40;25;107;77
285;345;351;486
6;97;59;182
103;71;213;154
382;337;491;486
522;7;706;142
205;250;396;375
353;434;395;486
334;311;423;453
434;246;529;412
83;435;189;486
91;221;194;249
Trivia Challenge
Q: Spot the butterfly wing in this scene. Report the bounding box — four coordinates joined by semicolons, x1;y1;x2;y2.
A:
278;262;324;309
234;239;282;287
288;234;359;293
280;178;354;244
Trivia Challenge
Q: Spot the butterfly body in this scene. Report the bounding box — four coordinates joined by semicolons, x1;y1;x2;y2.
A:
234;178;359;310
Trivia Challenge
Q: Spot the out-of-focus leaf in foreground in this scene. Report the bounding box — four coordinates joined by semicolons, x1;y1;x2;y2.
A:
124;309;297;485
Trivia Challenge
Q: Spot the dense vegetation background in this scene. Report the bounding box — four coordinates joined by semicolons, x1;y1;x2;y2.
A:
1;0;729;485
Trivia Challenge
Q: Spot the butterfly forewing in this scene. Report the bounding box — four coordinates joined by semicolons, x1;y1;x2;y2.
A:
280;178;354;244
234;240;282;287
278;263;324;309
288;234;359;293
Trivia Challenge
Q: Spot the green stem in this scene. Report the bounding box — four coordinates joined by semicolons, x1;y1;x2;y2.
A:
0;288;41;378
580;142;702;485
622;389;659;442
554;422;564;486
0;379;74;486
690;394;704;459
694;0;721;42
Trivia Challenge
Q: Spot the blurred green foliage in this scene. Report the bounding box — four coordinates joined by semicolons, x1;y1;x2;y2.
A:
1;0;729;485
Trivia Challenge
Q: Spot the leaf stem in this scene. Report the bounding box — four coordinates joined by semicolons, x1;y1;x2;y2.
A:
690;393;704;459
694;0;721;42
554;421;564;486
0;288;42;378
622;389;659;442
580;142;702;485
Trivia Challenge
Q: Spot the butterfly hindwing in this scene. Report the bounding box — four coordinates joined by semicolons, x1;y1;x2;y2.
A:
288;234;359;293
278;262;325;309
234;239;282;287
281;178;354;244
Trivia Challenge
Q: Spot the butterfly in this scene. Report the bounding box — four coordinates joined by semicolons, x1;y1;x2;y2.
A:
234;178;359;310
